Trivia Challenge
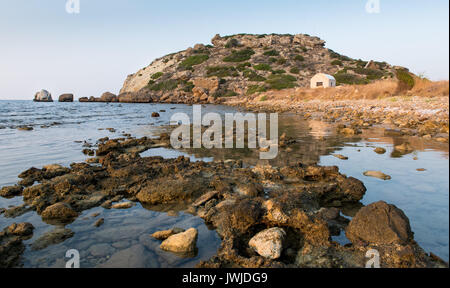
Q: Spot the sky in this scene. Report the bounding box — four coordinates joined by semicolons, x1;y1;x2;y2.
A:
0;0;448;100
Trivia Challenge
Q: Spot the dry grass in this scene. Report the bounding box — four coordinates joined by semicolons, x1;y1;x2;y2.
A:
409;78;449;97
248;79;449;102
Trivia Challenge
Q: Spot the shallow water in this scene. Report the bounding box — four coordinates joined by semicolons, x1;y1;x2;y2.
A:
0;101;448;266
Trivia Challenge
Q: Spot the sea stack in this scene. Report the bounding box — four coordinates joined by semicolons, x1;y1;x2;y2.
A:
33;89;53;102
58;94;74;102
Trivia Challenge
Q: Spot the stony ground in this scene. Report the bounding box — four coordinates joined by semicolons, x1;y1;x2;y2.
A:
226;95;449;143
1;133;448;268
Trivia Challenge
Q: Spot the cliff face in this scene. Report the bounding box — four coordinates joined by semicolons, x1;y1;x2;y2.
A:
119;33;397;104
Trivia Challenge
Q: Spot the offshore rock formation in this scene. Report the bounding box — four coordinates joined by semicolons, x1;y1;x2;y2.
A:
33;89;53;102
117;34;398;104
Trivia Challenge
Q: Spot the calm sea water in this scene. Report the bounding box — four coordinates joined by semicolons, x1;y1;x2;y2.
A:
0;100;448;266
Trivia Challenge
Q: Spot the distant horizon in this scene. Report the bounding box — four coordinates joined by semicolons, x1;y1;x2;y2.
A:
0;0;448;100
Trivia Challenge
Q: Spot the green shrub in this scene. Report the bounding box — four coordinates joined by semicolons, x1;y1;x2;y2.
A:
179;54;209;70
331;60;343;67
396;69;415;90
355;59;368;68
206;66;237;77
301;47;308;53
264;50;279;56
272;69;286;75
260;95;268;102
294;55;305;62
148;79;180;91
225;38;240;48
246;85;267;95
329;49;352;61
354;67;384;80
265;74;297;90
183;81;194;92
214;89;238;98
333;73;368;85
223;48;255;62
151;72;164;79
254;63;272;71
290;67;300;74
243;69;266;82
147;79;155;85
277;58;287;65
236;62;251;71
269;57;277;63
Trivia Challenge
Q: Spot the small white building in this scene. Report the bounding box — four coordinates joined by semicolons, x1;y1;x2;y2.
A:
310;73;336;88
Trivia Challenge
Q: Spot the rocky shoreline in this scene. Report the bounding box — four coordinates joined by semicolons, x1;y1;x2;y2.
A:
1;132;448;268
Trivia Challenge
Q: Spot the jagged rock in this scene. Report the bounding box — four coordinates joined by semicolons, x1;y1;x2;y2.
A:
346;201;413;245
111;202;135;209
6;223;34;237
249;228;286;260
160;228;198;253
0;185;23;198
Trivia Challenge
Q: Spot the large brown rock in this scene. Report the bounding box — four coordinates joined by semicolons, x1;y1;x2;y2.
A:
41;203;78;222
58;94;74;102
346;201;413;245
100;92;118;102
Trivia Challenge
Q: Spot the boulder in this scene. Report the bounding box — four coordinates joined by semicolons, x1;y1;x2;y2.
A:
160;228;198;253
79;97;89;102
249;227;286;260
41;203;78;222
100;92;118;102
33;90;53;102
58;94;74;102
346;201;413;245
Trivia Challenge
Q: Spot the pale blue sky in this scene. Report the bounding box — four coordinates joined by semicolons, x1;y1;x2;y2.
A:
0;0;448;100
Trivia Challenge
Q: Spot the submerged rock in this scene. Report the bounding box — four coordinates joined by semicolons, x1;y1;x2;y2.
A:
363;170;391;180
151;227;185;240
0;185;23;198
0;223;34;268
160;228;198;254
249;228;286;260
31;228;74;251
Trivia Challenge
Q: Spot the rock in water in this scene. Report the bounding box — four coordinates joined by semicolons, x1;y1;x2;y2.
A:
346;201;413;245
58;94;74;102
249;227;286;260
374;147;386;154
151;228;185;240
41;203;78;223
363;170;391;180
34;89;53;102
6;223;34;237
31;228;74;250
100;92;117;102
160;228;198;253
